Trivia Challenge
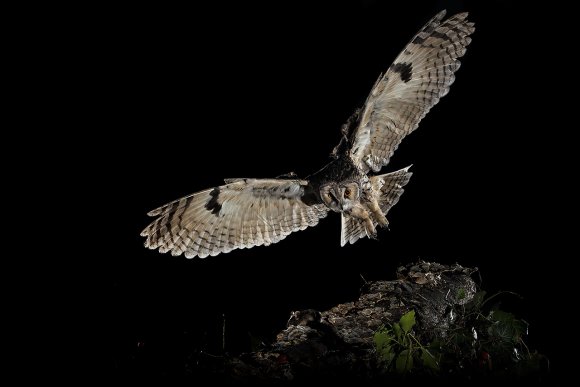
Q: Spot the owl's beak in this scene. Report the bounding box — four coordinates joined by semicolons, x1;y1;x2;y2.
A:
332;188;343;210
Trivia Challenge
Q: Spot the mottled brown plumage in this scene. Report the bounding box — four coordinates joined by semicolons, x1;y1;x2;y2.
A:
141;10;474;259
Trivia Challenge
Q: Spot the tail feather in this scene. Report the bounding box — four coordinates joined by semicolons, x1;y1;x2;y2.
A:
376;165;413;214
340;166;413;246
341;213;367;246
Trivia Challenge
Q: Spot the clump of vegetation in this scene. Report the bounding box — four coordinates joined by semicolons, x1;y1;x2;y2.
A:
374;310;439;373
374;292;549;378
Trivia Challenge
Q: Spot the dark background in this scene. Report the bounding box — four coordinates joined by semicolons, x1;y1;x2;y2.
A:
92;0;564;380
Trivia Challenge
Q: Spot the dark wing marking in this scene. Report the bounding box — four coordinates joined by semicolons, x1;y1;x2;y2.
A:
349;11;475;173
141;179;328;258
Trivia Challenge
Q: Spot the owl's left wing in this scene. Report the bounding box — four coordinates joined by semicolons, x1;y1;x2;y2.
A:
141;178;328;259
349;11;475;173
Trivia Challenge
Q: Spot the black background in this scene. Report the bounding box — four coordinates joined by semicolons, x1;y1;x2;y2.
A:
92;0;565;380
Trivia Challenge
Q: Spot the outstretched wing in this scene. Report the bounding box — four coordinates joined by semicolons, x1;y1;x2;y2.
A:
349;10;475;173
141;179;328;259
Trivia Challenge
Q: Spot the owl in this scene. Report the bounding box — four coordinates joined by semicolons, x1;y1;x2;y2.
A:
142;10;474;259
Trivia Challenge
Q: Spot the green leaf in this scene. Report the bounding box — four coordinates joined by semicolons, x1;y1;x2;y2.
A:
393;322;402;341
396;349;413;373
457;288;466;300
373;329;393;351
380;345;396;365
374;328;396;365
421;348;439;371
489;309;526;343
466;290;487;311
490;309;516;323
400;310;416;333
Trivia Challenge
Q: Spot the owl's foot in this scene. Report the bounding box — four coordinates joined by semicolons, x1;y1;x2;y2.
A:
363;214;377;239
365;225;378;240
367;197;388;227
348;205;377;238
374;212;389;228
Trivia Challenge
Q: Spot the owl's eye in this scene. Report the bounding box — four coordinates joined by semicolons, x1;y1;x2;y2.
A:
344;188;351;198
322;190;338;206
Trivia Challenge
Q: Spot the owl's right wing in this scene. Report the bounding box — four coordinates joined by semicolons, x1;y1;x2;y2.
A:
141;178;328;259
348;11;474;173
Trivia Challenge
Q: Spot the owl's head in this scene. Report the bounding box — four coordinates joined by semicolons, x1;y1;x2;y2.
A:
320;181;360;212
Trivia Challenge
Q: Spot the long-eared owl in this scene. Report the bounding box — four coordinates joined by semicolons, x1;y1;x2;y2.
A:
141;11;474;259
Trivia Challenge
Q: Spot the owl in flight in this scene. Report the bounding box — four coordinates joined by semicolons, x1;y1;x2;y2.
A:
142;10;474;259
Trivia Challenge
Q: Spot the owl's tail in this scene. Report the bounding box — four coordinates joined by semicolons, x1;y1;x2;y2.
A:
340;166;413;246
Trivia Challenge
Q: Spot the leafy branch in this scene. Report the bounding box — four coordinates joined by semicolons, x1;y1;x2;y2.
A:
374;310;439;373
373;291;548;377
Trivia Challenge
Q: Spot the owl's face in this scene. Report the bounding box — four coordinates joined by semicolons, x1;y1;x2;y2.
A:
320;181;360;213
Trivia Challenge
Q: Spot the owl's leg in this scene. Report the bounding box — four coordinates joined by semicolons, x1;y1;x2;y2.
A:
348;205;376;238
367;197;388;228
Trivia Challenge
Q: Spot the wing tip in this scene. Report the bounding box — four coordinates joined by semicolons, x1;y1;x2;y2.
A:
146;209;161;217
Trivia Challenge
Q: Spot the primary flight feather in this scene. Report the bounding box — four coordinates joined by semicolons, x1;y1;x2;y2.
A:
141;10;475;258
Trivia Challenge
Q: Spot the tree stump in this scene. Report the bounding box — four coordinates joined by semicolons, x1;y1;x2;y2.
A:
228;261;479;382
